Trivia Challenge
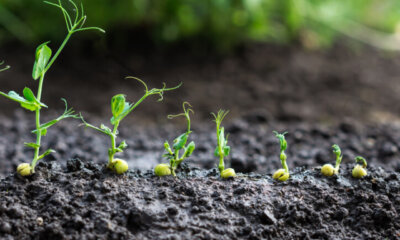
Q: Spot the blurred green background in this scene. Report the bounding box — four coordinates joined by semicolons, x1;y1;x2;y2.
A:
1;0;400;50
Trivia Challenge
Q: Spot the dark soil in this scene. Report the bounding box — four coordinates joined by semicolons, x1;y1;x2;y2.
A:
0;112;400;239
0;158;399;239
1;43;400;239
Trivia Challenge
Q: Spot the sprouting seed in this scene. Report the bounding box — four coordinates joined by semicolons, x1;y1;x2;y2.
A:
0;0;104;176
321;144;343;177
352;156;367;178
154;102;195;177
81;78;181;174
272;131;290;181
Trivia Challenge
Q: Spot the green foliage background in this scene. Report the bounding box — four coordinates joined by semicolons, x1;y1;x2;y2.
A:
1;0;400;49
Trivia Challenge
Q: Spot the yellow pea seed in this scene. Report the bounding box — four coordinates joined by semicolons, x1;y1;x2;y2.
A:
321;164;335;177
273;169;289;181
112;159;128;174
154;163;171;176
221;168;236;179
352;165;367;178
17;163;32;176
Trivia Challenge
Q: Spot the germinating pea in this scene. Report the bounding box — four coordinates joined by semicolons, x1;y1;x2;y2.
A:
272;131;290;182
154;163;172;176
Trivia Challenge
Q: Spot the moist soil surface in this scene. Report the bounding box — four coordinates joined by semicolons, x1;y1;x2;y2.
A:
0;113;400;239
1;43;400;239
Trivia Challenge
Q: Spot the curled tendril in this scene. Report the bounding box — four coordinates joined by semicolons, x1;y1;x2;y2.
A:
126;76;182;102
168;102;194;119
60;98;78;118
44;0;105;33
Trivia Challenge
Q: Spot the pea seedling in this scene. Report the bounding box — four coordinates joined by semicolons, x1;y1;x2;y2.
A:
2;0;104;176
272;131;290;181
211;109;235;179
321;144;343;177
352;156;367;178
81;77;181;174
154;102;195;177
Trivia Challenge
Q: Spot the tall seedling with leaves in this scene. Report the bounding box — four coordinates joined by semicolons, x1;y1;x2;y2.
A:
211;109;236;179
80;77;181;174
154;102;195;177
0;0;104;176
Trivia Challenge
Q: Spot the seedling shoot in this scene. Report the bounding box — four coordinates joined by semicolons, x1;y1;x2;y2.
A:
0;0;104;176
352;156;367;178
321;144;343;177
154;102;195;177
272;131;290;181
211;109;235;179
81;77;181;174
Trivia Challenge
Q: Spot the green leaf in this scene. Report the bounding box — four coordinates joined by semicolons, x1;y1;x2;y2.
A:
24;142;40;149
22;87;36;102
214;146;219;157
0;90;44;111
218;127;226;148
118;140;128;150
110;102;131;125
183;141;195;158
173;133;188;150
32;42;52;80
223;145;231;157
38;149;56;160
111;94;126;118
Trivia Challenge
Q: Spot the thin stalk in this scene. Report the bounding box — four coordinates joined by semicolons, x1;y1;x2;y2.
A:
31;73;45;170
108;121;120;166
44;32;72;74
281;151;289;173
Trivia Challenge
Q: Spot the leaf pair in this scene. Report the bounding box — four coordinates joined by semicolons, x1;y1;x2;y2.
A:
110;94;132;125
214;127;230;157
0;88;47;111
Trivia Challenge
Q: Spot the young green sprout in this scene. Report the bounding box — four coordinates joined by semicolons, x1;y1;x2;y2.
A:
321;144;343;177
352;156;368;178
211;109;235;179
272;131;290;181
0;0;104;176
154;102;195;177
81;78;180;174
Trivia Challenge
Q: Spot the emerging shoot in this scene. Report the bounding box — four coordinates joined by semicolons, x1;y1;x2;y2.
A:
272;131;290;181
0;0;104;176
352;156;368;178
321;144;343;177
211;109;235;179
81;78;181;174
154;102;195;177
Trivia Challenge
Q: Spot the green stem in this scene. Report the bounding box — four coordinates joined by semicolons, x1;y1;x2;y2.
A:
108;121;119;166
334;155;342;173
218;154;224;172
44;32;72;74
281;151;289;173
31;73;45;171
